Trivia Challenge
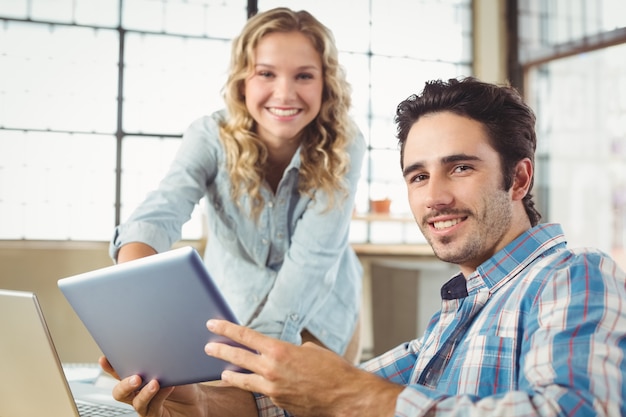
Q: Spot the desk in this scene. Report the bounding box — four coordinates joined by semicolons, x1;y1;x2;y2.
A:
352;243;433;257
351;243;455;359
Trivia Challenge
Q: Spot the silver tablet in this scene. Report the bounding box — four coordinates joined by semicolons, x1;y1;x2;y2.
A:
58;246;251;388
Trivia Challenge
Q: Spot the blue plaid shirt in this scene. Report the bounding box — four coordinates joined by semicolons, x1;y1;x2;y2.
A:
255;223;626;416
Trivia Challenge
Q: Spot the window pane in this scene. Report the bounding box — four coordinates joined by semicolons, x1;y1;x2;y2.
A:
370;116;398;151
0;131;116;240
371;0;471;61
341;52;370;121
23;0;120;27
122;0;163;32
123;33;230;134
528;43;626;263
518;0;626;55
370;56;469;119
120;136;203;240
123;0;246;38
120;136;180;218
258;0;371;53
164;1;208;36
75;0;120;26
0;22;118;132
31;0;74;23
369;149;407;212
0;0;28;18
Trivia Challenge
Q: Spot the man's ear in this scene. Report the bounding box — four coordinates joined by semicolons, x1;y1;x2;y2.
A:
511;158;533;201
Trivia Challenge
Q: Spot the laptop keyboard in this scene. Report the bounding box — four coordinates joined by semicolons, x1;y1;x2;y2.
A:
75;399;131;416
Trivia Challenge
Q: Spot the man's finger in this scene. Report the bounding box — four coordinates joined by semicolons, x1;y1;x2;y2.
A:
205;338;261;373
220;369;268;394
206;319;271;353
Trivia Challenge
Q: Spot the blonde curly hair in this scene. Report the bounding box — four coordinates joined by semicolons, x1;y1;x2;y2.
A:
220;7;356;219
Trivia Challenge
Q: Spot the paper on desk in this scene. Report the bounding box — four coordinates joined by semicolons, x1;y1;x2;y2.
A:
62;363;102;383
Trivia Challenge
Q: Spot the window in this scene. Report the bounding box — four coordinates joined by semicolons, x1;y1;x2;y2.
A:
517;0;626;268
0;0;472;243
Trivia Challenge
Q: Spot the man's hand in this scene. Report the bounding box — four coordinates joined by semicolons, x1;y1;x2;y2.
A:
205;320;404;417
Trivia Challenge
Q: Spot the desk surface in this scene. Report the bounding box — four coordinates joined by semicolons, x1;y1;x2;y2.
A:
351;243;434;257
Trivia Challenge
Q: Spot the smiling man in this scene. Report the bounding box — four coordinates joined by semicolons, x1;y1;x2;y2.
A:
104;77;626;417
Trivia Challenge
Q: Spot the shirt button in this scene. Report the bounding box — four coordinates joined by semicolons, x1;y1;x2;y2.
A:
277;233;284;239
262;238;269;245
267;201;274;208
290;313;299;321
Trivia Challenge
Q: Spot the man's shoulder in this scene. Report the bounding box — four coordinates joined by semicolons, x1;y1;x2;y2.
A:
533;245;625;281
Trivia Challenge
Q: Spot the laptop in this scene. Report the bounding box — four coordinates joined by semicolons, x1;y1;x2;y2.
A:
0;288;137;417
58;246;252;389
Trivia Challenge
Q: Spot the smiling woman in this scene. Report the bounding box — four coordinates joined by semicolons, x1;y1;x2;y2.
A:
109;8;366;367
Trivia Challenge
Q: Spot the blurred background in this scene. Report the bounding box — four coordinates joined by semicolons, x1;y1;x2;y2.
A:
1;0;625;360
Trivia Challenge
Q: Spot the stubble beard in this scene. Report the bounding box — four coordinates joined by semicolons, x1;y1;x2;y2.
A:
421;190;512;268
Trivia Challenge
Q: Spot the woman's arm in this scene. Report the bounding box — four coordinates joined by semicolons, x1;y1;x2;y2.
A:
110;114;221;261
116;242;157;263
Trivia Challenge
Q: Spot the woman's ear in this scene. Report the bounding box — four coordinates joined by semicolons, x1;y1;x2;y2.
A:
511;158;533;201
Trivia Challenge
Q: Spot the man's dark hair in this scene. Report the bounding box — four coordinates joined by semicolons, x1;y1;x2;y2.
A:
394;76;542;226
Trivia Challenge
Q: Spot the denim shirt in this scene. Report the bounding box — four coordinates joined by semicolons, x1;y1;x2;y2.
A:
109;110;365;354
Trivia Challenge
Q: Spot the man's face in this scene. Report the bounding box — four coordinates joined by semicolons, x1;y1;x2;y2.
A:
402;111;519;276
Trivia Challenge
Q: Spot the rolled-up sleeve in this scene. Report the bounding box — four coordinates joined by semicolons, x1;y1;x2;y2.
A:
109;115;220;261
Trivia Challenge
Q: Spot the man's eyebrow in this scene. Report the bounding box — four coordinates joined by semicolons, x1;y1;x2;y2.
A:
402;153;482;177
442;153;482;164
402;161;424;178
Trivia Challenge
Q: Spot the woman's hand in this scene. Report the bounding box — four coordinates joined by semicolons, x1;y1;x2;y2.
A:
99;356;192;417
98;356;256;417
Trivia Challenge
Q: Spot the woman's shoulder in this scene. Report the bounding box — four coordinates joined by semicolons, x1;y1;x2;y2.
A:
182;109;228;145
187;109;227;132
346;121;367;156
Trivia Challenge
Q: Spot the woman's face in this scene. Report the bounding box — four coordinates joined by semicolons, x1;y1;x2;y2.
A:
244;31;323;148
